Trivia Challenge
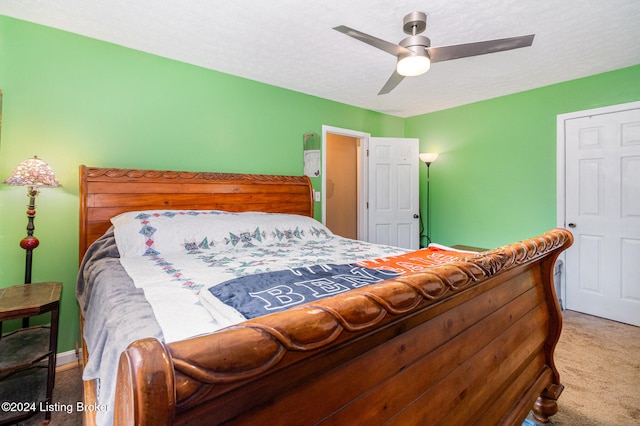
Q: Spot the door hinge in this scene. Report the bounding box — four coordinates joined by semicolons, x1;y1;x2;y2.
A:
366;201;369;209
366;149;369;157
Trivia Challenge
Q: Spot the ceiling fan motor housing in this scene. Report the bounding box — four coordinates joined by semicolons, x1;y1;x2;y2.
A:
400;35;430;53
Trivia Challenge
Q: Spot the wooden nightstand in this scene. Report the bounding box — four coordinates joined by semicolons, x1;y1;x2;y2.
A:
0;281;62;425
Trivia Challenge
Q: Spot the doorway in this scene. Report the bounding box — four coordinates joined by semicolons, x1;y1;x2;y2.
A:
325;134;359;239
322;126;370;241
557;101;640;326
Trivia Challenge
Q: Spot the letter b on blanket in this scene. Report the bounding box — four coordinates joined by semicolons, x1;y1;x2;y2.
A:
250;285;305;310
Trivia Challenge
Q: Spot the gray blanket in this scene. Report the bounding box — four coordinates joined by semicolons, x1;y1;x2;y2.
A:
76;228;163;426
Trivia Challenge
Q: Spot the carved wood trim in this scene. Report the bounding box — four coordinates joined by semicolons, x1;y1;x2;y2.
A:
84;166;311;184
167;228;573;403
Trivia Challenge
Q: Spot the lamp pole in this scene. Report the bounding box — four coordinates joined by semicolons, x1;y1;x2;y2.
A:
21;186;41;284
426;162;432;245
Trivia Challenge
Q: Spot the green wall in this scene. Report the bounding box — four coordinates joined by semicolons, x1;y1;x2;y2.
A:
0;16;404;353
407;64;640;249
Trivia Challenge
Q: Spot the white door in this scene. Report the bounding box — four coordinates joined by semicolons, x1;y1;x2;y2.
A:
561;103;640;326
368;137;420;250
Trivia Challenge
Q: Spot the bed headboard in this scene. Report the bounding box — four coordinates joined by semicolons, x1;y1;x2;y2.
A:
79;166;314;261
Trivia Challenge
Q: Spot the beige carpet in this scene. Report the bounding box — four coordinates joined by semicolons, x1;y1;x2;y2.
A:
551;310;640;426
20;363;83;426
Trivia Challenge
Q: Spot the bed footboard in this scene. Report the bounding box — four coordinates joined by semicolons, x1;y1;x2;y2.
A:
113;228;572;425
115;338;175;425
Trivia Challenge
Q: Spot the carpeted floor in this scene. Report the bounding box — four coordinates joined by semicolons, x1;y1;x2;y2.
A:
19;363;83;426
15;310;640;425
551;310;640;426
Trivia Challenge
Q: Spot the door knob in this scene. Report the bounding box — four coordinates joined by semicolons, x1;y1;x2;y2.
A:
568;223;576;228
413;214;419;219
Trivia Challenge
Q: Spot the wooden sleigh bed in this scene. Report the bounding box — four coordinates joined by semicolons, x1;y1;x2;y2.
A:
78;165;573;425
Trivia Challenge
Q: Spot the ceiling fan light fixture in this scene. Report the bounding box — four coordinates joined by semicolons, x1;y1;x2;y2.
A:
397;54;431;77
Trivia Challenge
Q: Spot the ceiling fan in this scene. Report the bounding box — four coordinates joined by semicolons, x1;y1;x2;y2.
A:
334;12;534;95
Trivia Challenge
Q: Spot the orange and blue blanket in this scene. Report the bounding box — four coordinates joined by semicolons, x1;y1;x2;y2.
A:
207;246;472;319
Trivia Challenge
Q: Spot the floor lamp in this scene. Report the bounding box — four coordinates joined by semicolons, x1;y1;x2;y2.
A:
419;153;438;247
4;156;61;327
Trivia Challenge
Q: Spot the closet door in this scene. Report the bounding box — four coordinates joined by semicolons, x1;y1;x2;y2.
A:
561;103;640;326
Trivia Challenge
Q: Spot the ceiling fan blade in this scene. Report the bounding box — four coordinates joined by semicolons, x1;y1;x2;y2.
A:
427;34;534;63
333;25;412;56
378;70;405;95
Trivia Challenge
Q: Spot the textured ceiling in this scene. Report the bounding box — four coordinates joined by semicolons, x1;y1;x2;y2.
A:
1;0;639;117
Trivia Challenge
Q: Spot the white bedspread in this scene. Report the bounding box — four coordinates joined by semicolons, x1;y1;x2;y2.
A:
113;210;409;342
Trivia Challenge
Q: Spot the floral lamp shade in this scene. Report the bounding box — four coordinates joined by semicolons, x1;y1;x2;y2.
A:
4;156;61;188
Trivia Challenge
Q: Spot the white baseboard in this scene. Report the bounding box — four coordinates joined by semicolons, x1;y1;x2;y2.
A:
57;348;82;368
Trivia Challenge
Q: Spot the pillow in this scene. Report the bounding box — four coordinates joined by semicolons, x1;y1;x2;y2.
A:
110;210;333;257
